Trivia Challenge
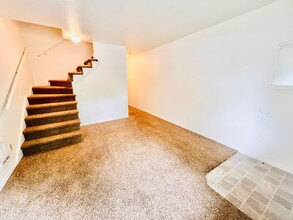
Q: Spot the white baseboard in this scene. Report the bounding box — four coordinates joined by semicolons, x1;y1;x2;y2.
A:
129;104;233;149
80;114;129;126
129;104;291;174
129;104;184;128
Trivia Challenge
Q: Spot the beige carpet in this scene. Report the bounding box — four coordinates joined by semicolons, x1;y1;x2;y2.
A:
0;106;250;219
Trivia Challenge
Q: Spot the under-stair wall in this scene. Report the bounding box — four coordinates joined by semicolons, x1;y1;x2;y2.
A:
73;42;129;125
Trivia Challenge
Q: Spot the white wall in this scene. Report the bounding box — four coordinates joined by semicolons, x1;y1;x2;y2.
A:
128;0;293;173
74;42;128;125
18;22;93;85
0;18;34;189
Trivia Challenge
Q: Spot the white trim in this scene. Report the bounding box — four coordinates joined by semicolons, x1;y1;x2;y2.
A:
129;104;292;174
0;85;31;191
80;114;129;126
129;104;203;135
0;148;22;191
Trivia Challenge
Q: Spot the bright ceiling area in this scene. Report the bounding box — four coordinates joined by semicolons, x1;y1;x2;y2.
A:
0;0;277;55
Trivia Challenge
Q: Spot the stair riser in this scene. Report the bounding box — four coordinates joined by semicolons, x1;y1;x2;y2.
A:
25;114;79;126
24;124;80;140
22;135;83;156
33;88;73;94
28;96;75;104
50;81;72;87
27;104;77;115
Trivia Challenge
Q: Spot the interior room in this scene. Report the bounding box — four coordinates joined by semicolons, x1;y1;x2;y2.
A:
0;0;292;219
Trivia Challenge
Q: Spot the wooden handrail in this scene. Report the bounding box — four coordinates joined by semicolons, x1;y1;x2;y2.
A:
0;48;27;116
37;39;66;57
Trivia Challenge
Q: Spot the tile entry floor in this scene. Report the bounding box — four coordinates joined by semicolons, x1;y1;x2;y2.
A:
207;153;293;220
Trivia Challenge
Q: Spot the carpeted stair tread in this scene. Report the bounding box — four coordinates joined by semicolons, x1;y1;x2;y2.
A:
23;119;80;134
33;86;71;89
84;58;98;65
28;94;75;98
22;130;82;148
49;80;72;82
21;130;82;152
49;80;72;87
68;71;83;75
27;101;77;110
25;109;79;121
32;86;73;94
28;94;76;104
25;109;79;126
76;64;92;72
77;64;92;69
23;119;81;140
26;101;77;115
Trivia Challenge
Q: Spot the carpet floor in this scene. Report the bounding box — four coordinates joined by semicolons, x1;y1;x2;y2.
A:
0;106;250;219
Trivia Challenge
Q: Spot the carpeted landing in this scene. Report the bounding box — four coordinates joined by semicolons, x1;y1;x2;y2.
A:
0;106;250;219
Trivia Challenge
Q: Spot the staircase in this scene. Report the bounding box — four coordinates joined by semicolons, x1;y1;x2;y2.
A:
21;57;98;156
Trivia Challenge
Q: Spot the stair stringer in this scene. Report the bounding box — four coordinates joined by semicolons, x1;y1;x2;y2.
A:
71;59;99;83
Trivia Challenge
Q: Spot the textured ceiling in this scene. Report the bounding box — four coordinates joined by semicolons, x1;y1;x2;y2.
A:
0;0;277;55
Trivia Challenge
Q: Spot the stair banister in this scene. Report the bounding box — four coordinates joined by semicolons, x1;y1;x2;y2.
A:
0;48;27;116
37;39;66;57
